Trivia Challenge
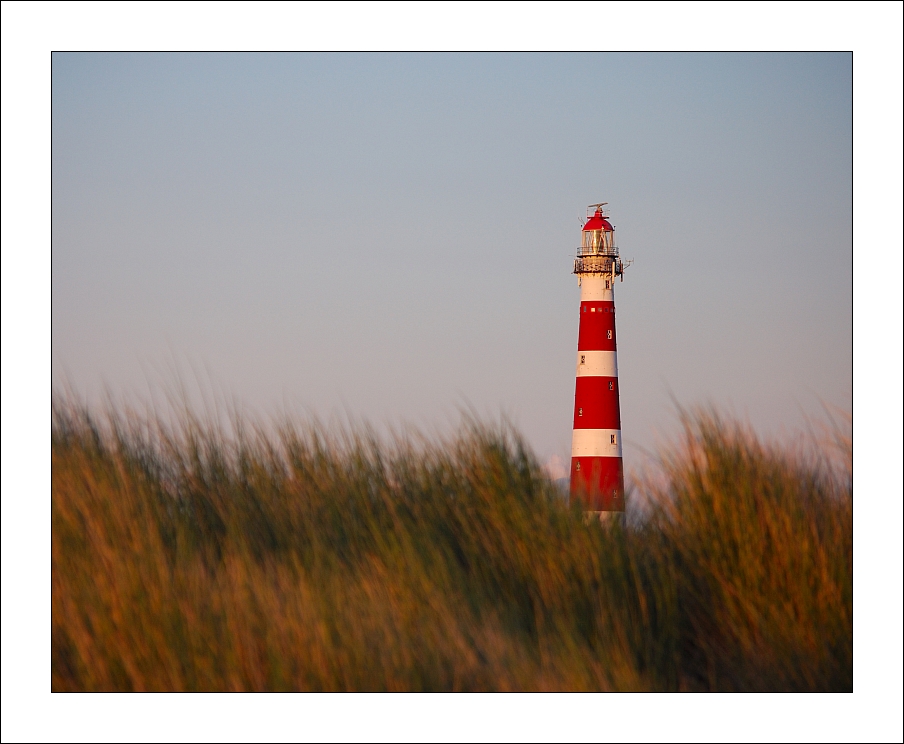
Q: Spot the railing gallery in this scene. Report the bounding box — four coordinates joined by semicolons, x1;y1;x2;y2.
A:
574;255;622;275
576;245;619;257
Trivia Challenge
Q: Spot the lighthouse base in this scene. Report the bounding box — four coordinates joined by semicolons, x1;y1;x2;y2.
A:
570;456;625;512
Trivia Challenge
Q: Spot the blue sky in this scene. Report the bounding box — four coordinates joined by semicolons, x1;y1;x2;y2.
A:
52;52;852;464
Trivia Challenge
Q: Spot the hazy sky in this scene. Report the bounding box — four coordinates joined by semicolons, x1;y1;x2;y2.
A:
51;52;852;465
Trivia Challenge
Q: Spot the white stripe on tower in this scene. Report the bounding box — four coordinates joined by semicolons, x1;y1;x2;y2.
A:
576;351;618;377
571;429;623;458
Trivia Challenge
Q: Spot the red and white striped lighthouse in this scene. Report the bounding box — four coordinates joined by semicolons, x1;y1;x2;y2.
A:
570;203;630;514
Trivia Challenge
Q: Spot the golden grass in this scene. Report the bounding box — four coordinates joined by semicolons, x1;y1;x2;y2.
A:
51;399;851;691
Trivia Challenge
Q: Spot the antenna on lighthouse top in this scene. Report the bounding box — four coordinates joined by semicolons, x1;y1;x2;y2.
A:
587;202;608;209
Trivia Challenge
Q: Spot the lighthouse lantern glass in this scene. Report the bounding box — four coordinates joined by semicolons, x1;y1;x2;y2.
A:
580;225;616;256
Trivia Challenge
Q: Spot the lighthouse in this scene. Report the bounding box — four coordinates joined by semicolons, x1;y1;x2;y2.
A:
570;203;630;515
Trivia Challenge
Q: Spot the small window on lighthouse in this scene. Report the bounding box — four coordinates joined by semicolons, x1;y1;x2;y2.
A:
578;407;583;417
575;461;581;471
580;355;585;364
607;330;613;339
606;280;610;289
610;434;616;445
609;381;614;390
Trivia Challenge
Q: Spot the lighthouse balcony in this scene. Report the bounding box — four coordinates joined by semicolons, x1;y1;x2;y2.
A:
576;246;619;257
574;256;621;275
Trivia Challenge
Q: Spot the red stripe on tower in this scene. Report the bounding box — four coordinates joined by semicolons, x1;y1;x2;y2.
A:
570;203;631;514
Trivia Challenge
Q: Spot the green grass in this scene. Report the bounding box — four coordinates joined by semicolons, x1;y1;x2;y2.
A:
52;398;852;691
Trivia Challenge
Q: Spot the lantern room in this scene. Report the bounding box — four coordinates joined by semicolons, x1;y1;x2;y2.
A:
580;203;616;256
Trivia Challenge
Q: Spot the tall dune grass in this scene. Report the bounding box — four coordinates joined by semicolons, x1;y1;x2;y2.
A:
51;398;851;691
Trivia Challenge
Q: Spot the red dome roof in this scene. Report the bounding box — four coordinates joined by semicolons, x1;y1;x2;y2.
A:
583;208;613;232
584;209;613;232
